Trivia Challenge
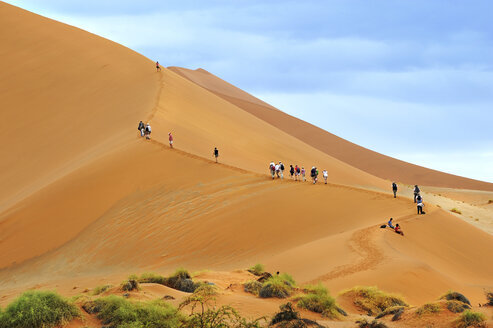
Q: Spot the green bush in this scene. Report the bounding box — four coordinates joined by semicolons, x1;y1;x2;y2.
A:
454;310;486;328
356;318;388;328
341;286;407;316
244;280;263;296
440;291;471;306
415;302;441;316
121;275;140;291
138;272;166;285
88;295;182;328
164;268;201;293
248;264;265;276
297;284;341;319
91;284;112;295
446;300;471;313
259;274;295;299
0;290;79;328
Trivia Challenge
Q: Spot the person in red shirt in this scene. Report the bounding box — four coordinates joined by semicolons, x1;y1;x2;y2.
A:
395;224;404;236
168;132;173;148
156;61;161;72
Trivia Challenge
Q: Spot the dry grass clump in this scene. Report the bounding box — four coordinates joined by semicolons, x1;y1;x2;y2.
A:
415;302;441;316
440;291;471;306
446;300;471;313
244;280;263;296
164;268;202;293
248;264;265;276
485;291;493;306
0;290;79;328
454;310;486;328
138;272;166;284
296;284;343;319
356;318;388;328
450;208;462;214
91;284;112;296
374;305;406;320
270;302;324;328
259;274;295;299
121;274;140;292
341;286;407;316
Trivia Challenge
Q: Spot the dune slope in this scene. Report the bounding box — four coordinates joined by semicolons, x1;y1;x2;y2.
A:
169;67;493;191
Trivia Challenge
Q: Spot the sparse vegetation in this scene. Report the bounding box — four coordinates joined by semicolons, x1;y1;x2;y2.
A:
0;290;79;328
179;284;264;328
374;305;406;320
138;272;166;284
454;310;486;328
356;318;388;328
91;284;112;295
259;274;295;299
415;303;441;316
485;290;493;306
121;274;140;291
296;284;342;319
488;200;493;204
244;280;263;296
440;291;471;306
248;264;265;276
446;300;471;313
269;302;324;328
84;295;182;328
341;286;407;316
450;208;462;214
163;268;202;293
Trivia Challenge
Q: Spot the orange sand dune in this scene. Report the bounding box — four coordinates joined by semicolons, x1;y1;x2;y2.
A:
1;3;493;324
169;67;493;192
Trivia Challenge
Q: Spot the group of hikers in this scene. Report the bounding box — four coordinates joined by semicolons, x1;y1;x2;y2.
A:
137;121;220;162
386;183;426;236
268;162;328;184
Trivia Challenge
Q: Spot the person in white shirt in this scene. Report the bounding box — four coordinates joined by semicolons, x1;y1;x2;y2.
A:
323;170;328;184
275;164;280;178
269;162;276;179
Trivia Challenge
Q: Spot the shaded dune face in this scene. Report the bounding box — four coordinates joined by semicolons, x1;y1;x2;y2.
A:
0;1;492;311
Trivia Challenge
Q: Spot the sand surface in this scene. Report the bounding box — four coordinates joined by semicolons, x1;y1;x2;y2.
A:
1;2;493;327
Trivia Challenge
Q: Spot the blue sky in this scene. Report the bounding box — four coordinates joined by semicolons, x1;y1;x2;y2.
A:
7;0;493;183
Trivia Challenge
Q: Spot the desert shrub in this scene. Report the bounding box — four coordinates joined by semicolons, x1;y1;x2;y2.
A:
375;305;406;319
121;275;140;291
447;300;471;313
0;290;79;328
248;264;265;276
88;295;181;328
485;291;493;306
179;285;264;328
454;310;486;328
91;284;112;295
297;284;341;319
450;208;462;214
488;200;493;204
259;274;295;299
164;268;201;293
415;303;441;316
244;280;263;296
138;272;166;285
270;302;301;325
341;286;407;316
356;318;388;328
441;291;471;305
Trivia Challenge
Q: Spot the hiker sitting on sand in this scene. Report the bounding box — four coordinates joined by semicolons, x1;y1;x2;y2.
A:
395;224;404;236
388;218;395;229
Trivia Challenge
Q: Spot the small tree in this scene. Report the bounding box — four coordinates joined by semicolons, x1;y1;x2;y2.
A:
179;285;264;328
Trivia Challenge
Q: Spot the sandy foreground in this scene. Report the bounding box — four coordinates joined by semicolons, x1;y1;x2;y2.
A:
0;2;492;327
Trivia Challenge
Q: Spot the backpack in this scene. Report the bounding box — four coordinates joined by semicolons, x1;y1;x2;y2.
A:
392;183;397;189
296;167;300;173
280;164;284;170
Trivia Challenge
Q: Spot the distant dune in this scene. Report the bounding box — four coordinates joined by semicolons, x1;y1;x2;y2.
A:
1;3;493;325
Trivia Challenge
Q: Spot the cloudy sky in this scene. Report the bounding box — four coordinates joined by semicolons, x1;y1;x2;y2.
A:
7;0;493;182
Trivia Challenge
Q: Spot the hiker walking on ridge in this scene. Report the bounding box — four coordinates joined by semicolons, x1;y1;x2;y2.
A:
213;147;219;163
279;161;285;179
295;165;300;181
323;169;328;184
275;163;280;178
156;61;161;72
289;165;295;179
168;132;173;148
269;161;276;179
138;121;145;137
145;123;151;140
310;166;318;184
417;195;425;215
301;167;306;181
392;182;398;198
413;185;420;203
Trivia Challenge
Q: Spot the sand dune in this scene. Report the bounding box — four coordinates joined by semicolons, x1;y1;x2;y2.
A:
1;2;493;327
169;67;493;192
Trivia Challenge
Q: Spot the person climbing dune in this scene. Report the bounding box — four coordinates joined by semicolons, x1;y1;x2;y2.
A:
138;121;144;137
145;123;151;140
213;147;219;163
156;61;161;72
301;167;306;181
310;166;318;184
289;165;295;179
392;182;398;198
168;132;173;148
323;169;328;184
413;185;420;203
417;195;425;214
